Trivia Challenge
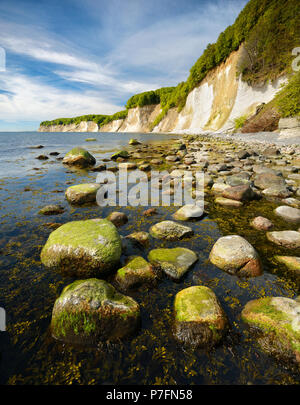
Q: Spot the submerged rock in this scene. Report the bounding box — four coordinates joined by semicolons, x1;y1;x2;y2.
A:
274;206;300;224
129;138;141;145
148;247;197;280
267;231;300;249
62;147;96;167
215;197;243;207
174;286;228;347
39;204;64;215
107;211;128;227
172;204;204;221
114;256;157;291
241;297;300;366
51;279;140;345
65;183;100;205
209;235;262;277
125;231;150;248
149;220;193;241
111;150;129;160
40;219;122;277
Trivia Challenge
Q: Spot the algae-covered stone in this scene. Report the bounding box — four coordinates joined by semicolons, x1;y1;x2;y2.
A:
209;235;262;277
114;256;157;291
40;219;122;277
129;139;141;145
148;248;197;280
149;220;193;241
274;256;300;285
174;286;228;347
39;204;64;215
63;147;96;167
111;150;129;160
126;231;150;248
65;183;100;205
241;297;300;366
172;204;204;221
51;279;140;345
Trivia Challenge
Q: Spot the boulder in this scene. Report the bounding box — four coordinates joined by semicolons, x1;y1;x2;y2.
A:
65;183;100;205
40;219;122;277
149;221;193;241
62;147;96;167
174;286;228;347
241;297;300;366
262;186;291;198
51;279;140;345
209;235;262;277
148;247;197;280
254;172;285;190
222;185;255;202
274;206;300;224
172;204;204;221
266;231;300;249
114;256;157;291
129;138;141;145
111;150;129;160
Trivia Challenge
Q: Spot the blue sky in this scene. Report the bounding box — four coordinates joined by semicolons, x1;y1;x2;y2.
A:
0;0;247;131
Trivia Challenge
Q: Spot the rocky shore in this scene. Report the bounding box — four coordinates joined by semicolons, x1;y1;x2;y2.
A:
38;132;300;370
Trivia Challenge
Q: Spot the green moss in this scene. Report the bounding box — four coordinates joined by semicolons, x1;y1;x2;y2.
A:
234;115;248;129
274;71;300;118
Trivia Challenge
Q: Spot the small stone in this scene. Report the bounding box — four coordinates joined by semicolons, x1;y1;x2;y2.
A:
114;256;157;291
143;208;157;217
36;155;48;160
222;185;255;201
149;220;193;241
126;231;150;248
39;204;64;215
173;204;204;221
107;211;128;227
215;197;243;207
251;216;274;231
274;206;300;224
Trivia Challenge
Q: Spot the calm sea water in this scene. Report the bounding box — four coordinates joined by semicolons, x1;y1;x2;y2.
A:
0;131;299;385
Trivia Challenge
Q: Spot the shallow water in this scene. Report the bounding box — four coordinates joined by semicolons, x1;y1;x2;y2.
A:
0;131;299;385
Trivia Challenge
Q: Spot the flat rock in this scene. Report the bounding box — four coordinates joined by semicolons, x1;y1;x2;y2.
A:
215;197;243;207
274;206;300;223
114;256;157;291
172;204;204;221
148;247;197;280
149;220;193;241
267;231;300;249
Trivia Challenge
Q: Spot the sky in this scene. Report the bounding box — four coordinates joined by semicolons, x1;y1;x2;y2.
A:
0;0;248;131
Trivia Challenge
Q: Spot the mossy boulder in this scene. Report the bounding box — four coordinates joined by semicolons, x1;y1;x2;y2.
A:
209;235;262;277
129;139;141;145
51;279;140;345
149;220;193;241
111;150;129;160
62;147;96;167
40;219;122;277
65;183;100;205
174;286;228;347
148;248;197;280
114;256;157;291
241;297;300;366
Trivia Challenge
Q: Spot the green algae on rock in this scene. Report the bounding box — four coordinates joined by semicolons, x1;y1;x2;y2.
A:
62;147;96;167
107;211;128;227
39;204;64;215
40;219;122;277
111;150;129;160
209;235;263;277
148;247;198;280
174;286;228;347
114;256;157;291
241;297;300;366
129;139;141;145
149;220;193;241
51;279;140;345
65;183;100;205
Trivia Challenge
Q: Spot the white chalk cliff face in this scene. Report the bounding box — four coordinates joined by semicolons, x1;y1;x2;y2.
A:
38;46;287;134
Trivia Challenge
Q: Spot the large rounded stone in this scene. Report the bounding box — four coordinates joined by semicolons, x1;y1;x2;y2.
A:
149;220;193;241
62;147;96;167
267;231;300;249
209;235;262;277
254;172;285;190
174;286;228;347
40;219;122;277
148;247;197;280
222;185;255;202
114;256;157;291
274;206;300;224
241;297;300;366
65;183;100;205
51;279;140;345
